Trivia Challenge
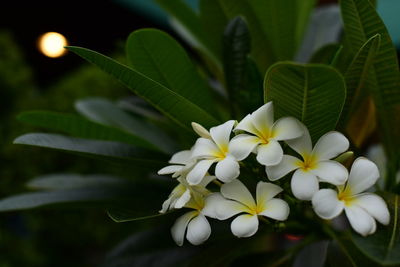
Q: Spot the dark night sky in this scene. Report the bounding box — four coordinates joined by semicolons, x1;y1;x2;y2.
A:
0;0;166;86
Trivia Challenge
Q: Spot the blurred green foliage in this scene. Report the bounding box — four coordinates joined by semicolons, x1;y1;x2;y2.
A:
0;30;138;267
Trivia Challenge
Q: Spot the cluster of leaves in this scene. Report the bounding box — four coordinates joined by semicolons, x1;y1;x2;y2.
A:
1;0;399;266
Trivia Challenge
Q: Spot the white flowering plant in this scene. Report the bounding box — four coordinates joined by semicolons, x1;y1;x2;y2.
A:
1;0;400;266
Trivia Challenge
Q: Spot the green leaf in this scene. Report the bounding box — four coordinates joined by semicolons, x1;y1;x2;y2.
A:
216;0;315;73
264;62;346;142
27;173;126;190
340;0;400;161
0;174;168;212
216;0;276;72
155;0;221;70
310;44;343;65
352;193;400;265
75;97;177;153
199;0;229;60
294;0;317;48
339;34;381;128
67;46;220;131
17;110;161;152
223;16;251;117
14;133;166;165
0;188;128;211
126;29;216;115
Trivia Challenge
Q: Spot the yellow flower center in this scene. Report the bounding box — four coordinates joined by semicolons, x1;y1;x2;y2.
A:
186;194;205;211
297;154;318;171
212;144;228;159
248;203;264;215
257;129;276;145
338;190;357;206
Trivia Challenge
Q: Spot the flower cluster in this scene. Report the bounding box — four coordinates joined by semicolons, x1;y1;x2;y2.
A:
158;102;390;246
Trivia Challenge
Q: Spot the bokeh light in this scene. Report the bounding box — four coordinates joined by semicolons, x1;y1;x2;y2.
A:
38;32;68;58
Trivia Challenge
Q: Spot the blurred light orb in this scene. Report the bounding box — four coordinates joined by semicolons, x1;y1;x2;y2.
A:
38;32;68;58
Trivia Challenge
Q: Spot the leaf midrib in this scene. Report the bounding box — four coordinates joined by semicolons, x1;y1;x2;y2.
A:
301;68;309;122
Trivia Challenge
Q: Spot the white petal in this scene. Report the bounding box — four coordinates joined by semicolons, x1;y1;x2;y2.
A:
215;198;249;220
271;117;303;141
191;122;211;139
346;157;380;195
160;197;172;213
259;198;289;221
251;102;274;134
231;214;259;238
229;134;260;161
186;213;211;245
169;150;192;164
210;120;235;150
221;179;256;208
171;211;197;246
157;165;183;175
256;182;283;206
312;132;349;160
344;205;377;236
312;189;344;219
265;155;301;181
286;123;312;157
234;114;259;135
187;159;216;185
256;141;283;166
201;193;224;218
291;169;319;200
174;188;191;209
355;193;390;225
215;155;240;183
199;175;216;187
191;138;219;158
310;160;348;185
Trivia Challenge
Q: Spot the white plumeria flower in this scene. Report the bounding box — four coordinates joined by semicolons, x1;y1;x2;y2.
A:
231;102;303;166
171;192;218;246
160;175;215;213
266;125;349;200
312;157;390;236
187;120;241;184
158;150;195;178
210;180;289;238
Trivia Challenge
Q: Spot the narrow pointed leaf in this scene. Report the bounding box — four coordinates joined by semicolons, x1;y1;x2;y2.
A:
339;34;381;128
126;29;216;115
27;174;126;190
155;0;221;70
310;44;343;65
264;62;346;142
0;188;128;211
216;0;276;72
17;111;160;151
75;98;177;153
223;16;251;116
340;0;400;162
14;133;166;165
199;0;229;60
67;46;220;131
217;0;315;73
